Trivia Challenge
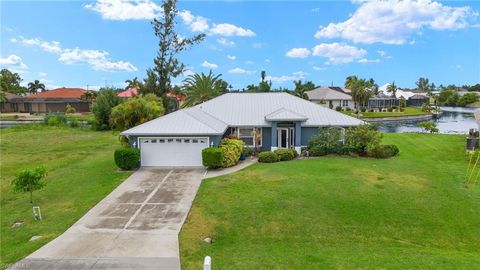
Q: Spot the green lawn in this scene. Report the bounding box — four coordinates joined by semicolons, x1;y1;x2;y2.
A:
180;133;480;269
343;107;428;118
0;125;131;266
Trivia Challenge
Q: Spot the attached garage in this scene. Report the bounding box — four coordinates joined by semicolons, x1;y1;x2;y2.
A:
139;137;209;167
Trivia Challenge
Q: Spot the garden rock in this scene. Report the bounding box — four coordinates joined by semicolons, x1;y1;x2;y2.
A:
203;237;213;244
11;221;23;229
30;235;42;241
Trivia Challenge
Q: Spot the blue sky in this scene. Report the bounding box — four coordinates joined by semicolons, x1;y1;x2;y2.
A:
1;0;479;90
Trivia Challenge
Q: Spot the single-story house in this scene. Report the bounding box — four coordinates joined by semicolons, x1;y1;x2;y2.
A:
117;87;139;98
121;92;363;167
306;87;354;110
407;94;429;107
21;88;91;113
367;92;399;109
0;92;25;113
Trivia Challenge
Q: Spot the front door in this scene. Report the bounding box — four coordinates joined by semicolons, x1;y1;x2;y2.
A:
278;128;294;148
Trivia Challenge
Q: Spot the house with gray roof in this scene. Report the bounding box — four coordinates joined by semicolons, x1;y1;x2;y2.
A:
306;87;354;110
122;92;363;167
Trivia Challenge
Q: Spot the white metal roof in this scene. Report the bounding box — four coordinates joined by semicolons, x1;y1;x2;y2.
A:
306;87;352;101
122;92;363;136
265;107;308;121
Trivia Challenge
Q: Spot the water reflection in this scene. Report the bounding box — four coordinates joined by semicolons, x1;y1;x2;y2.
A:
378;106;477;134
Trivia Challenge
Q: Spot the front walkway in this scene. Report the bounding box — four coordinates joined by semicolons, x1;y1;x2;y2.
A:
14;168;204;270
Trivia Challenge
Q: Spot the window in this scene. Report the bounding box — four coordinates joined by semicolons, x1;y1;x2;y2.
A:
342;100;349;107
233;127;262;147
200;139;206;144
184;139;190;143
159;139;165;143
192;139;198;143
167;139;173;143
176;139;182;143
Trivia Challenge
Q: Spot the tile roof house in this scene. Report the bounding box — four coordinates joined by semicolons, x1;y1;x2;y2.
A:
306;87;353;110
22;88;91;113
117;87;139;98
122;92;363;167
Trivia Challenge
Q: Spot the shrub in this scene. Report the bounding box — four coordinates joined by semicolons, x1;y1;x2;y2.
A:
114;147;140;170
274;148;296;161
308;127;343;149
360;107;367;112
220;138;244;167
335;106;342;111
309;145;328;156
387;106;393;112
417;121;439;133
367;143;399;159
243;147;253;157
44;114;67;126
345;107;352;111
91;88;122;130
345;124;382;155
400;107;405;112
110;94;165;130
309;145;355;156
202;148;224;169
258;151;279;163
68;118;79;128
65;104;76;114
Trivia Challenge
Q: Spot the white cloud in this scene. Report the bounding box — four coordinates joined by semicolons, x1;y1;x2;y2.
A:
38;72;47;76
313;66;326;71
358;58;381;64
312;43;367;64
216;38;235;47
21;37;62;53
227;55;236;60
286;48;310;58
17;35;137;72
182;69;195;77
201;60;218;69
228;67;255;75
59;48;137;72
266;71;308;84
84;0;162;20
179;10;209;32
0;54;28;70
315;0;478;44
210;23;255;37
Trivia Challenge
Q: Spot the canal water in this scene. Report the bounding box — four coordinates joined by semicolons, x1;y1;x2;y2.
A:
378;106;477;134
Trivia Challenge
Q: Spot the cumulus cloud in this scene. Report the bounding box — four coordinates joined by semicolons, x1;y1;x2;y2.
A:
266;71;308;84
358;58;381;64
210;23;255;37
201;60;218;69
286;48;310;58
18;35;137;72
84;0;162;20
312;66;326;71
217;38;235;47
0;54;28;70
228;67;255;74
227;55;236;60
312;43;367;64
59;48;137;72
179;10;209;32
315;0;478;45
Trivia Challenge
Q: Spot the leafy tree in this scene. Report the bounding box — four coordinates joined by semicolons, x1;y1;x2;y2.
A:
418;121;439;133
110;94;165;130
214;78;230;94
293;80;315;99
458;92;479;106
27;80;46;94
91;88;122;130
146;0;205;111
0;69;27;95
81;91;95;102
125;77;141;89
416;77;431;92
247;70;272;92
0;90;6;102
344;75;358;89
11;166;47;204
182;71;222;107
438;89;460;106
465;83;480;92
386;81;398;98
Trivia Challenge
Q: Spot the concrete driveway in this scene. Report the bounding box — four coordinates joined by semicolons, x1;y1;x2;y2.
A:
15;168;205;270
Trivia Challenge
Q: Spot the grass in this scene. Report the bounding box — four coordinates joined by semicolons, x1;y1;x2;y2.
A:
342;107;428;118
180;133;480;269
0;124;130;266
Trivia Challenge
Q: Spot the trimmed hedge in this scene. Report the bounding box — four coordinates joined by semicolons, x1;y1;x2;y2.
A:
258;151;279;163
366;144;400;159
202;147;224;169
274;148;296;161
114;147;140;170
220;138;244;168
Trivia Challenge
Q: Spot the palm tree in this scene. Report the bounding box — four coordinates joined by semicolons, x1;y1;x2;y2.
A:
182;71;222;108
125;77;141;89
350;79;372;115
386;81;398;98
27;80;45;94
293;80;309;99
344;75;358;89
81;91;95;102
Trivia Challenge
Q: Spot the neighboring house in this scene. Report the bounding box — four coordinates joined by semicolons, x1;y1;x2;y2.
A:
407;94;429;107
367;92;399;109
306;87;354;110
117;87;138;98
0;92;26;113
121;92;363;167
23;88;91;113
